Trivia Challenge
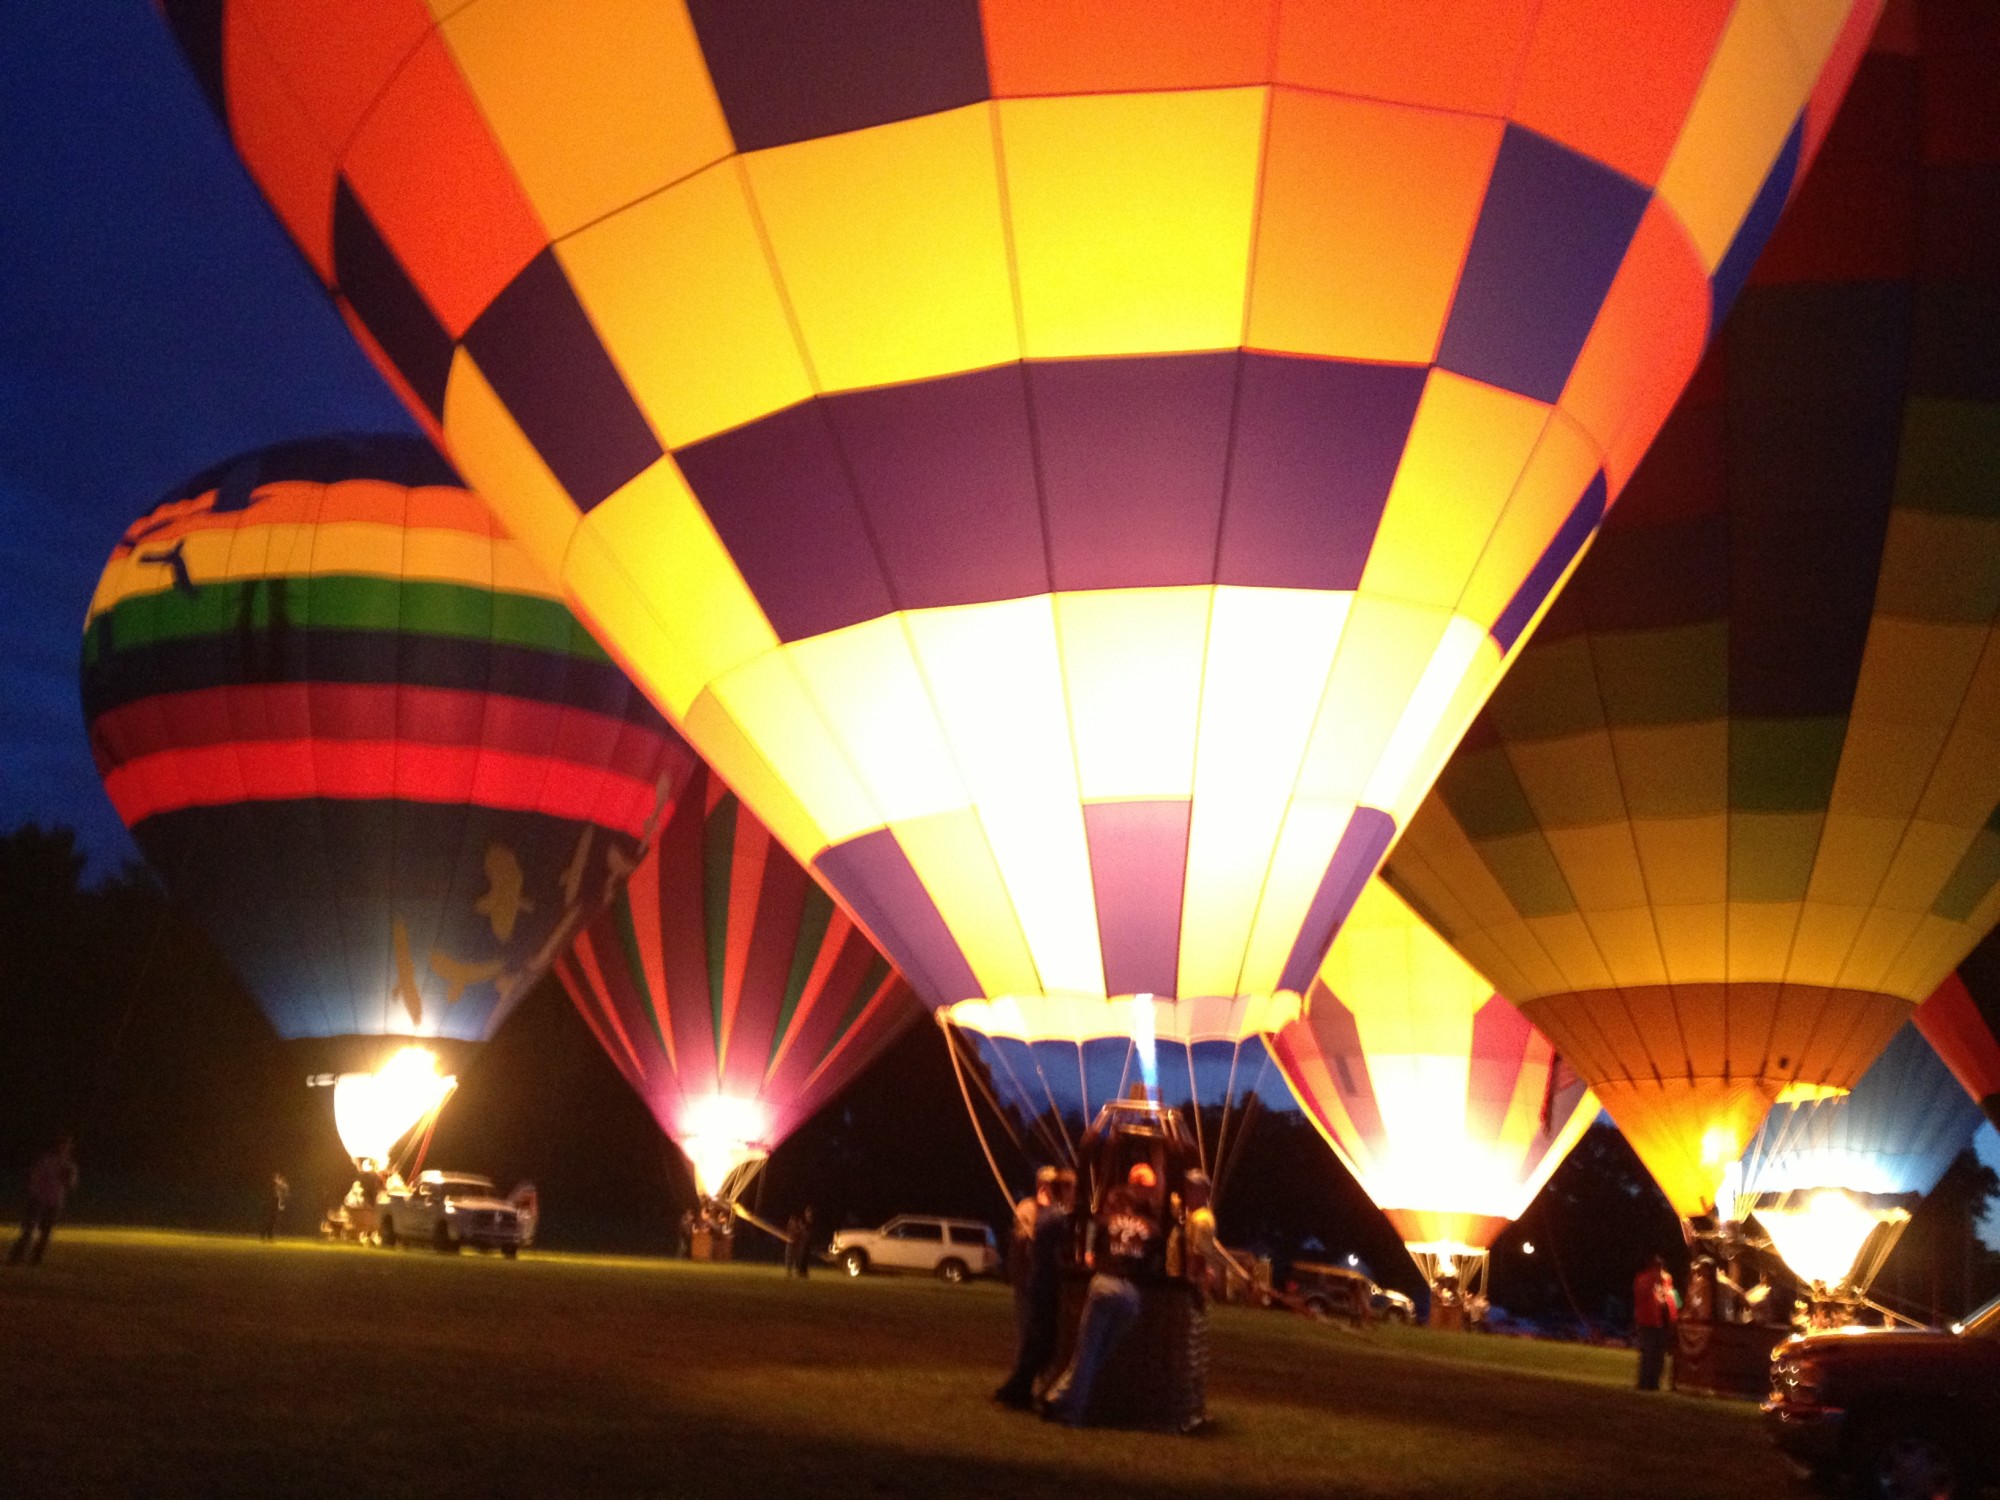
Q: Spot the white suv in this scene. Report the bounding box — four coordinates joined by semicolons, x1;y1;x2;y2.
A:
378;1171;536;1257
827;1216;1000;1283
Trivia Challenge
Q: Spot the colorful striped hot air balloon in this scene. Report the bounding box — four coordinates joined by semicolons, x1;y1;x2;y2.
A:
82;435;695;1161
1385;9;2000;1218
555;764;922;1204
162;3;1880;1081
1731;1023;1983;1294
1917;925;2000;1128
1265;879;1597;1302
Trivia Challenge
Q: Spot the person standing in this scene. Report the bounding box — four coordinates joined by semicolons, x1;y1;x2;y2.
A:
794;1207;814;1279
783;1212;804;1276
263;1172;289;1241
1633;1253;1680;1391
1176;1170;1217;1426
995;1167;1075;1409
1043;1164;1161;1426
8;1135;78;1266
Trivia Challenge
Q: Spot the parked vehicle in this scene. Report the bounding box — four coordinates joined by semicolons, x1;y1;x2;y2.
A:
1286;1261;1415;1324
827;1216;1000;1282
1763;1293;2000;1498
377;1171;537;1257
1372;1286;1418;1324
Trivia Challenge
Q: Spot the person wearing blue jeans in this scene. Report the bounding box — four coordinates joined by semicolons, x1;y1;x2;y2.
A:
1043;1166;1161;1425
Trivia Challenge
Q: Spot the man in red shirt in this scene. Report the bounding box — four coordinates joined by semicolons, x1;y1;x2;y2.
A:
1633;1253;1680;1390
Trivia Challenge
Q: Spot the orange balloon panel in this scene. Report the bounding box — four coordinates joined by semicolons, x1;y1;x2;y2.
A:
167;1;1877;1027
1385;8;2000;1217
1266;881;1597;1254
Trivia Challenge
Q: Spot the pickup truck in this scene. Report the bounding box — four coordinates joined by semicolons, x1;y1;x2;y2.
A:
377;1171;537;1257
1763;1292;2000;1498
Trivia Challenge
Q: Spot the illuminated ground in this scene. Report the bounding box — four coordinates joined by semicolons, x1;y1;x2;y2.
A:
0;1229;1791;1499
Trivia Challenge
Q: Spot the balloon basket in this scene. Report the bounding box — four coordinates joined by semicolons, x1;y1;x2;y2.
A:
1672;1317;1789;1399
1047;1274;1208;1432
691;1227;732;1263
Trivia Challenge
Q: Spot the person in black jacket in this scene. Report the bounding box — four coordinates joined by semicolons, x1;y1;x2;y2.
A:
1042;1164;1162;1425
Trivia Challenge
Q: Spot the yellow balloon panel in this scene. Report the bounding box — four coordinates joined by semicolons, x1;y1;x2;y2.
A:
999;89;1265;359
744;104;1018;393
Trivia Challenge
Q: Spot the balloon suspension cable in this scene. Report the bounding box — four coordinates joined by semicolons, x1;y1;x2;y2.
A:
948;1025;1032;1160
1210;1041;1273;1209
401;1079;457;1181
942;1021;1026;1214
729;1199;791;1243
1206;1037;1256;1190
719;1154;768;1207
953;1018;1067;1165
1000;1040;1080;1168
1182;1041;1208;1169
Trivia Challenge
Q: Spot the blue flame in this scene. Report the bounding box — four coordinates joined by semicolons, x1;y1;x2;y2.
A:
1133;994;1158;1101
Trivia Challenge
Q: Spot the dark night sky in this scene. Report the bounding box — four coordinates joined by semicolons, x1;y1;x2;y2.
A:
0;2;417;874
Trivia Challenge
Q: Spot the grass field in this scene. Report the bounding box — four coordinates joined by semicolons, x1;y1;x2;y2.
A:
0;1229;1795;1499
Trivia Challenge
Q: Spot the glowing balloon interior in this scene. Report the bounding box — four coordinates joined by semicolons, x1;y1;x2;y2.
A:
1733;1024;1983;1209
1267;879;1597;1263
1755;1190;1908;1294
555;765;923;1203
82;436;697;1059
1724;1022;1979;1297
332;1046;457;1167
1386;17;2000;1218
165;2;1878;1033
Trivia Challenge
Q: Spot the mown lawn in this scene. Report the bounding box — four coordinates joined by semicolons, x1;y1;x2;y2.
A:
0;1229;1794;1499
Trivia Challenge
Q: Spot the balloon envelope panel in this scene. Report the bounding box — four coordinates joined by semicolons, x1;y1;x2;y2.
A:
1386;18;2000;1215
1916;929;2000;1127
1740;1023;1984;1201
166;1;1877;1018
554;765;924;1179
82;435;695;1047
1267;880;1597;1250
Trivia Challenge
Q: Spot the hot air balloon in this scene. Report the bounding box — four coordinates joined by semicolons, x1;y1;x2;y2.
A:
1264;878;1597;1312
163;4;1879;1098
1917;929;2000;1127
554;763;922;1219
82;435;696;1164
1730;1024;1983;1300
1384;10;2000;1220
